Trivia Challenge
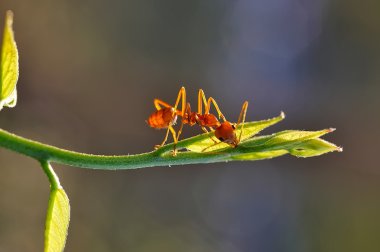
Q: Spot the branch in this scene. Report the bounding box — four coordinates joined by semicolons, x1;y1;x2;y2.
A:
0;114;341;170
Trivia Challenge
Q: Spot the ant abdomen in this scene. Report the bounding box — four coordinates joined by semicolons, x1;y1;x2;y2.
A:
147;107;177;129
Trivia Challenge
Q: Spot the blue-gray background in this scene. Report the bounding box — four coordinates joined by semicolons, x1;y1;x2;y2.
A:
0;0;379;251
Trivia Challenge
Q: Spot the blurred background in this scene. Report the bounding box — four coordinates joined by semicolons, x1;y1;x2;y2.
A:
0;0;379;251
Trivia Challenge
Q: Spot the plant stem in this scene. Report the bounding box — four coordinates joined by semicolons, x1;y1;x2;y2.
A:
0;128;229;170
0;115;340;170
40;161;61;189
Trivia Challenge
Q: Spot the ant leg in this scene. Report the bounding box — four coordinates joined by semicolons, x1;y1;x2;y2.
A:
207;127;220;143
201;126;217;143
201;141;225;153
172;87;186;116
165;87;186;155
177;118;184;139
201;126;209;133
155;126;171;149
169;126;178;156
198;89;208;115
154;87;186;116
175;116;185;145
196;91;218;142
198;89;226;120
236;101;249;144
154;99;172;110
185;102;192;115
207;97;227;121
171;87;186;145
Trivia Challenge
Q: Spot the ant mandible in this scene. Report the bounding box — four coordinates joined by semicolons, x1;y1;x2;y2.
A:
147;87;249;154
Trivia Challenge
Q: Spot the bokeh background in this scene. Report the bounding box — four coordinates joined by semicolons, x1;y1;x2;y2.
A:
0;0;379;251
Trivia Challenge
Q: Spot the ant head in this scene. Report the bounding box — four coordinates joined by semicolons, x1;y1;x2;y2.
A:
214;121;239;147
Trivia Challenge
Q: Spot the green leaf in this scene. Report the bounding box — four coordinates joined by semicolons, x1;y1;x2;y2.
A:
0;11;19;111
289;138;343;158
45;188;70;252
242;128;335;149
230;129;341;160
185;112;285;152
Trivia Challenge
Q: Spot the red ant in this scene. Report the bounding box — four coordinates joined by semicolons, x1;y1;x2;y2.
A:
147;87;249;154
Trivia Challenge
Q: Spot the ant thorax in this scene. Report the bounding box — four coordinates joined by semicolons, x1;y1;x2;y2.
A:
182;112;197;126
196;114;220;128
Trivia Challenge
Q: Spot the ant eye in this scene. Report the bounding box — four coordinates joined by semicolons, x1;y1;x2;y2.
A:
232;124;236;130
218;137;225;142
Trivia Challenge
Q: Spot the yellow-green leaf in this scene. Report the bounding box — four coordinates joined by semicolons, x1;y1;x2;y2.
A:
230;129;341;160
289;138;342;158
45;188;70;252
255;128;335;150
186;112;285;152
0;10;19;111
231;137;341;161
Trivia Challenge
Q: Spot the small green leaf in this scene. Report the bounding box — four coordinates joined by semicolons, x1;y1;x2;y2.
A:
289;138;342;158
45;188;70;252
0;11;19;111
185;112;285;152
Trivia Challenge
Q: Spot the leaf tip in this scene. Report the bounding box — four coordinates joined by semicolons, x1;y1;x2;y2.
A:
5;10;14;26
280;111;286;119
337;146;343;152
328;128;336;133
322;128;336;134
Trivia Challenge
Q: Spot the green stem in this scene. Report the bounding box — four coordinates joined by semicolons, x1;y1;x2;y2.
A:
40;161;61;189
0;128;229;170
0;115;340;170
